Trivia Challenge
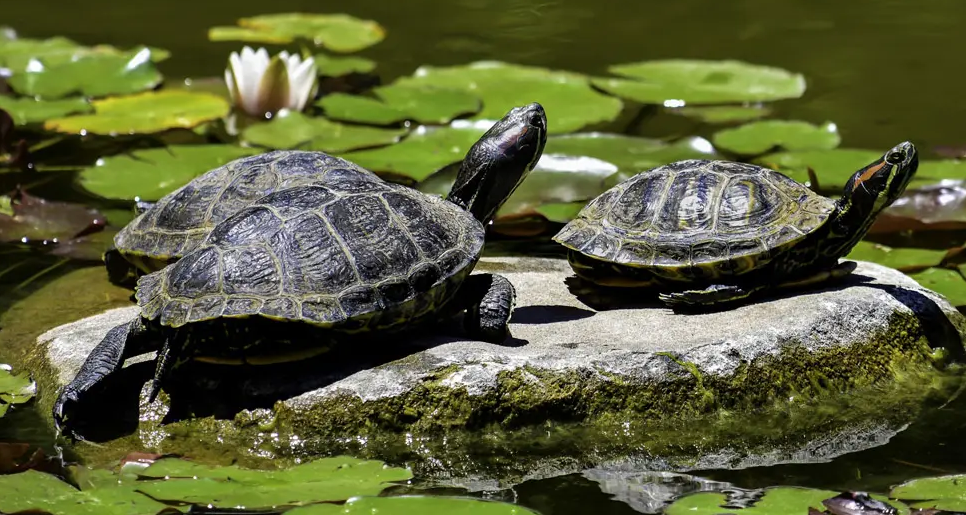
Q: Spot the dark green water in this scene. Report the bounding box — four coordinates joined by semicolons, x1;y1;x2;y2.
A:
5;0;966;512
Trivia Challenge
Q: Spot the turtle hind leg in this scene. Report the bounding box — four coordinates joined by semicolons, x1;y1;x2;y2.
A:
776;261;857;290
659;284;758;307
459;273;515;344
53;318;154;438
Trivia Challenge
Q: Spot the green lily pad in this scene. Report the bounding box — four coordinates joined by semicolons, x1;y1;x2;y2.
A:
317;93;408;125
846;241;946;272
319;85;481;126
136;456;411;508
6;48;163;99
0;96;92;125
670;105;772;123
315;52;377;76
0;469;174;515
546;133;718;179
592;59;806;105
288;495;540;515
600;136;721;188
44;90;231;135
535;201;587;223
0;364;36;418
342;125;486;182
241;110;405;153
712;120;841;155
908;268;966;307
666;487;906;515
209;13;386;53
0;37;169;71
755;148;885;191
891;474;966;511
393;61;623;133
78;144;259;201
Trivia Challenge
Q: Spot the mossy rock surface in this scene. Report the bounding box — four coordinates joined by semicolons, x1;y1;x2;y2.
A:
25;257;966;482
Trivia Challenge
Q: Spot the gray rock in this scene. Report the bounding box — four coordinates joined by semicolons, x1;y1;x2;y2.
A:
36;257;965;479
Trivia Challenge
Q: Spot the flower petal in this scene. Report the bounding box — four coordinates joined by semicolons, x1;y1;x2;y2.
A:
253;54;291;116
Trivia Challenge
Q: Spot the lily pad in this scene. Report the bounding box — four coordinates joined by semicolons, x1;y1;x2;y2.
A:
0;188;107;244
535;201;587;223
712;120;841;155
0;364;36;418
317;93;408;125
136;456;412;508
908;268;966;307
7;48;162;99
288;496;540;515
845;241;946;272
0;469;174;515
870;181;966;234
546;133;718;179
342;125;486;182
209;13;386;53
755;148;885;191
45;90;231;135
601;136;721;188
320;85;481;126
393;61;623;133
78;145;259;201
0;96;92;125
241;110;405;153
592;59;806;105
0;36;169;71
670;104;772;123
315;52;377;76
891;474;966;511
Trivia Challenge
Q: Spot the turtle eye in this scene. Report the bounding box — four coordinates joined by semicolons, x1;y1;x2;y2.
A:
886;151;905;164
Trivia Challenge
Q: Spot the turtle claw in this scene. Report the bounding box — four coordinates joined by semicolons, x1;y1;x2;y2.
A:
52;387;85;442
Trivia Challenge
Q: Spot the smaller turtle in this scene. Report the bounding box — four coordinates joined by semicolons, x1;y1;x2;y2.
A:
53;103;547;436
103;150;386;285
553;142;918;307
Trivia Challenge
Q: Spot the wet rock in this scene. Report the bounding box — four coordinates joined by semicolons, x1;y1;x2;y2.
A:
36;257;966;473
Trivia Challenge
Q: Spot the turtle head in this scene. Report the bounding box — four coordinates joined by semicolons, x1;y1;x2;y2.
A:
842;141;918;213
446;102;547;225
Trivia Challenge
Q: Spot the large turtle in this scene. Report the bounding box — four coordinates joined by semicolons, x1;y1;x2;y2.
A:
104;150;394;285
553;141;918;307
53;102;547;434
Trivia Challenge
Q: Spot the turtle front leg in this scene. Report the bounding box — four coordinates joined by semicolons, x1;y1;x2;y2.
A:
53;318;154;437
460;273;516;343
659;284;758;307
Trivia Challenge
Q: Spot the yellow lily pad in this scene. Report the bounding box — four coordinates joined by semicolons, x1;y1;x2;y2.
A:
209;13;386;53
0;96;92;125
44;90;231;135
78;145;259;201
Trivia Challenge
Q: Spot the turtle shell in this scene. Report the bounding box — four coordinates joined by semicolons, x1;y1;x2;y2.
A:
114;150;379;265
134;170;484;332
553;159;836;275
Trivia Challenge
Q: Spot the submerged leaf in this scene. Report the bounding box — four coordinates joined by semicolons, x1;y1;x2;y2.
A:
593;59;806;105
393;61;622;133
136;456;412;508
7;48;162;99
0;189;107;244
0;96;92;125
0;364;36;418
870;181;966;234
210;13;386;53
45;90;231;135
712;120;840;155
78;145;259;201
241;110;405;152
342;125;486;182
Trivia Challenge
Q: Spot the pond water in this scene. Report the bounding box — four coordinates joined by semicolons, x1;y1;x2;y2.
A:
4;0;966;513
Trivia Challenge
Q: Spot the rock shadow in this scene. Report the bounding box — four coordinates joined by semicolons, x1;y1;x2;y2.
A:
510;305;596;324
866;282;965;359
61;316;523;442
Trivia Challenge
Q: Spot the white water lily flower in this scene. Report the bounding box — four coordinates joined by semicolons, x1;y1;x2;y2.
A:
224;46;318;118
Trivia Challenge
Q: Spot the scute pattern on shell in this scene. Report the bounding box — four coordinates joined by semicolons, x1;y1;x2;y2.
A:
135;179;484;330
115;150;381;260
555;160;836;268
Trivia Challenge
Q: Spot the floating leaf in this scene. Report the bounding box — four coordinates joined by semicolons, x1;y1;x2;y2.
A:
7;48;162;99
0;96;92;125
0;36;169;70
846;241;946;272
666;487;906;515
535;201;587;223
0;189;107;244
891;474;966;511
288;496;540;515
908;268;966;307
317;93;408;125
0;364;36;418
78;145;259;201
393;61;622;133
0;469;173;515
712;120;841;155
241;110;405;153
373;83;481;125
601;136;721;188
343;125;485;182
593;59;806;105
669;105;772;123
315;52;377;76
136;456;411;508
209;13;386;53
755;148;885;191
546;133;717;179
45;90;230;135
